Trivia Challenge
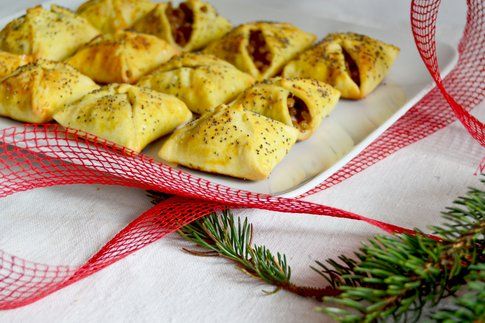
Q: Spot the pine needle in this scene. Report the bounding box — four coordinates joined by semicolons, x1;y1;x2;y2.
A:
176;210;338;298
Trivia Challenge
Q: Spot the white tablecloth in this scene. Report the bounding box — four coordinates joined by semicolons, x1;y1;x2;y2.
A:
0;0;483;322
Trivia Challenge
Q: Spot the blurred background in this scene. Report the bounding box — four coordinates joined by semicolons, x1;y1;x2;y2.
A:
1;0;468;45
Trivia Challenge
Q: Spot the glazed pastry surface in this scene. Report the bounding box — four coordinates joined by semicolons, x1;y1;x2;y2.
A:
283;32;400;99
203;21;316;80
138;53;254;115
133;0;232;52
0;51;33;79
159;104;299;181
77;0;156;34
0;60;99;123
66;31;179;84
0;5;100;61
54;84;193;152
232;77;340;140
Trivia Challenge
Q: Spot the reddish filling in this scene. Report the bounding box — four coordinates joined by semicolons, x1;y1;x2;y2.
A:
343;49;360;86
247;30;272;72
287;94;311;131
166;2;194;47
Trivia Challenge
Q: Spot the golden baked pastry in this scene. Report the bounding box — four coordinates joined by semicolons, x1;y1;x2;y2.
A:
65;31;179;84
159;104;298;180
232;78;340;141
77;0;156;34
0;5;100;61
54;84;193;153
0;60;99;123
282;33;400;99
0;51;33;79
138;53;254;114
132;0;232;52
203;21;316;81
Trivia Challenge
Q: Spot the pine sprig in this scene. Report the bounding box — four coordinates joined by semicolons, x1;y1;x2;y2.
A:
147;179;484;322
315;181;484;322
179;211;291;287
177;211;338;298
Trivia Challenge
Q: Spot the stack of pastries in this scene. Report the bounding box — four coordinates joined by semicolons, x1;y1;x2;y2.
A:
0;0;400;181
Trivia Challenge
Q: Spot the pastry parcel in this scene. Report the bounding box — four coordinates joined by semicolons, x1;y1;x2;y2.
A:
54;84;193;152
0;60;99;123
203;22;316;80
0;5;100;61
138;53;254;114
66;31;179;84
283;32;400;99
159;104;298;180
232;78;340;141
133;0;232;52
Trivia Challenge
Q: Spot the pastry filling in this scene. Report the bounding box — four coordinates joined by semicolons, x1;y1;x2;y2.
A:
166;2;194;47
342;49;360;86
287;94;311;131
247;30;272;72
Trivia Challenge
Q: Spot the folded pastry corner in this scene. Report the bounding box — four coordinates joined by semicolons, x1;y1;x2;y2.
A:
0;5;100;61
54;84;193;153
138;53;254;115
283;32;400;99
159;104;299;181
0;51;33;80
133;0;232;52
77;0;156;34
65;31;179;84
0;60;99;123
203;21;316;81
232;77;340;141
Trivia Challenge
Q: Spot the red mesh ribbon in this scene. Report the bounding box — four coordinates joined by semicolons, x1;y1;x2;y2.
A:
0;0;484;310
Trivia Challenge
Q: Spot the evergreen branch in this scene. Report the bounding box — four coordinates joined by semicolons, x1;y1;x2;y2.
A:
177;210;339;298
315;181;484;322
147;179;484;322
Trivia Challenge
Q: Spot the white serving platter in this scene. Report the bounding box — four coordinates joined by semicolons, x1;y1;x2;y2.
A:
0;0;458;197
